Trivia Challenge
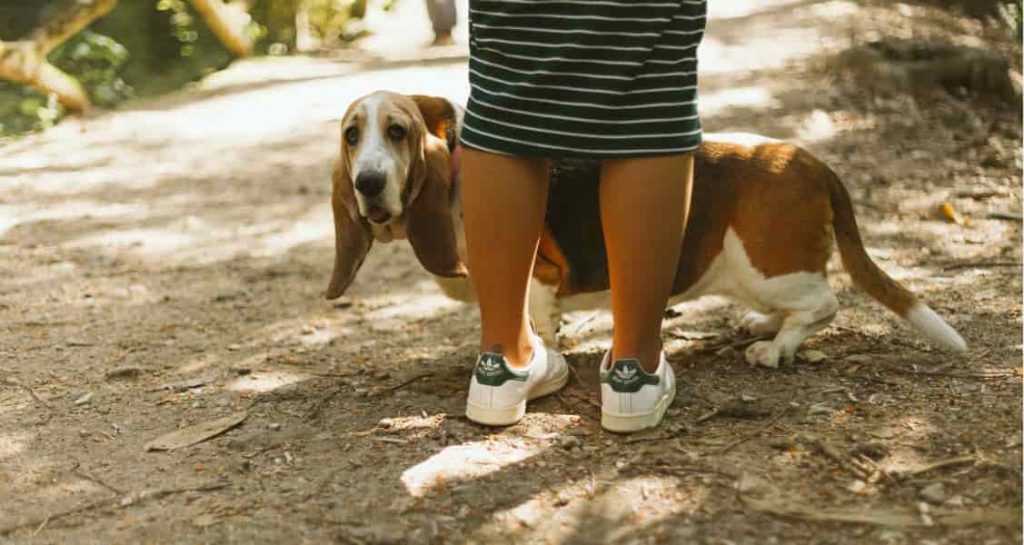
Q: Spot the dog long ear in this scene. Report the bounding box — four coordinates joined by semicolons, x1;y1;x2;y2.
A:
408;95;456;144
326;159;373;299
405;135;467;279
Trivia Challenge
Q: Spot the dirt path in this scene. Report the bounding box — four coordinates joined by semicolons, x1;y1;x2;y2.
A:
1;1;1021;543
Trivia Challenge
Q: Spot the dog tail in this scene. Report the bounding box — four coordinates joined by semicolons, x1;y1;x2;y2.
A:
827;169;967;352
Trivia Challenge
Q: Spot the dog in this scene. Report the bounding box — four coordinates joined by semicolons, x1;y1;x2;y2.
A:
324;91;966;368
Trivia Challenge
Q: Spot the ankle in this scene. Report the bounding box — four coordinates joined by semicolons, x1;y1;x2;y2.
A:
481;337;534;368
611;340;662;374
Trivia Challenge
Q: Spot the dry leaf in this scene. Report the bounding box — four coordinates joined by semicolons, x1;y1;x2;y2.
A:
938;202;968;225
145;412;248;452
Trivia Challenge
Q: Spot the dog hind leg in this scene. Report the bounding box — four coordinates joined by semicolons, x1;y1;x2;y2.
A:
744;283;838;368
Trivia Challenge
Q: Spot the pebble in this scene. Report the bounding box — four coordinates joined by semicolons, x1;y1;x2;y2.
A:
269;423;281;431
807;403;832;416
557;436;582;450
74;392;94;406
919;482;946;505
801;350;827;364
105;366;142;380
227;344;242;351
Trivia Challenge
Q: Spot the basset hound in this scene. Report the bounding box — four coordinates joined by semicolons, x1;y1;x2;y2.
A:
325;91;966;368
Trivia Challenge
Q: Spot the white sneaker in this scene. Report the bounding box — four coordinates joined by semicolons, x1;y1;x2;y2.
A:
600;351;676;433
465;333;569;426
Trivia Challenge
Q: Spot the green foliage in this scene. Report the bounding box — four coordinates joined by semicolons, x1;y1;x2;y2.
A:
997;1;1023;37
52;30;133;107
305;0;371;46
0;30;131;138
156;0;200;57
0;85;63;137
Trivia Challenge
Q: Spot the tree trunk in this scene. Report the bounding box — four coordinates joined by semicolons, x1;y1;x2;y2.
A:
188;0;253;58
0;0;116;112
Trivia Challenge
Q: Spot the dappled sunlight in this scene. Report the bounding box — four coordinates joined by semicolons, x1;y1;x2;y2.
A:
707;0;807;20
225;369;311;394
63;206;332;265
401;438;544;498
0;200;147;237
0;431;30;460
475;474;708;543
699;86;778;116
363;293;465;323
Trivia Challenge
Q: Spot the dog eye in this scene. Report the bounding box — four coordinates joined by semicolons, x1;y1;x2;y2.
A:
388;124;406;141
344;127;359;145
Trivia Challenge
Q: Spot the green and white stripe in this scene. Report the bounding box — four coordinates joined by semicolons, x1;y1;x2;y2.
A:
462;0;706;158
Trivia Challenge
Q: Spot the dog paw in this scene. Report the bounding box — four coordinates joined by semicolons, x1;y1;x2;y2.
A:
739;311;782;336
745;341;781;368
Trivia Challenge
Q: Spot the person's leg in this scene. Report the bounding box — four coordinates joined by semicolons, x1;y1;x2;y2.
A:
600;154;694;372
461;148;549;367
425;0;456;45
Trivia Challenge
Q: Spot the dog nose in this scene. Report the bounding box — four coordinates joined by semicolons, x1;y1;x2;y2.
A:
355;172;386;197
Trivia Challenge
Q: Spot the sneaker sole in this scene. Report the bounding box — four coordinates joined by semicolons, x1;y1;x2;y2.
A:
600;385;676;433
465;370;569;426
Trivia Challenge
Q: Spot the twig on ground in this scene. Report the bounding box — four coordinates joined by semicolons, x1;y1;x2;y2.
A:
987;212;1023;222
379;373;432;395
0;481;229;536
698;334;772;354
803;435;877;481
894;455;978;478
5;378;48;407
695;407;720;424
941;260;1019;271
70;463;124;495
717;406;789;454
147;377;211;393
566;311;600;337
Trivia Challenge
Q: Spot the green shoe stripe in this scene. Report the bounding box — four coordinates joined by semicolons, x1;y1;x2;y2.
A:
600;359;660;393
475;353;529;387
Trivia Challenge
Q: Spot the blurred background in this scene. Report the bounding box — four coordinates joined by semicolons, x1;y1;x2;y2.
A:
0;2;1020;544
0;0;472;137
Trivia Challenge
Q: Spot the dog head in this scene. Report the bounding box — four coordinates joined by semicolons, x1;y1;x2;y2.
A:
326;92;467;299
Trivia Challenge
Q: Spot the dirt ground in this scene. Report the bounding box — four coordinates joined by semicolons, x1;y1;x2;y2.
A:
1;1;1021;543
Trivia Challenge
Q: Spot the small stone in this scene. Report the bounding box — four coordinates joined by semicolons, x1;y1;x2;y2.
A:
268;423;281;431
74;392;94;406
801;350;827;364
557;436;582;450
807;403;832;416
847;480;868;494
946;495;965;507
715;346;736;357
301;325;315;335
919;482;946;505
227;344;242;351
105;366;142;380
844;354;873;365
741;394;757;403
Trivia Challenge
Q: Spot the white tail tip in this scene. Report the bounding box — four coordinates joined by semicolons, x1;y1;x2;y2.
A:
905;303;968;352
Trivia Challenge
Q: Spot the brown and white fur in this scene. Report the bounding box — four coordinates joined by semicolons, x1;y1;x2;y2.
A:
325;92;967;368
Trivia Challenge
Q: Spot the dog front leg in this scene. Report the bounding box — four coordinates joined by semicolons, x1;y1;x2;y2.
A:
529;278;561;346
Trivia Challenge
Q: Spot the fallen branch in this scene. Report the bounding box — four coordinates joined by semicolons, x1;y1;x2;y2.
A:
743;496;1019;528
893;455;978;478
188;0;253;57
0;0;117;112
942;260;1019;271
0;481;228;536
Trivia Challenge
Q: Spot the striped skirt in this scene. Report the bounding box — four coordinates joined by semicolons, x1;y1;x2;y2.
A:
460;0;707;159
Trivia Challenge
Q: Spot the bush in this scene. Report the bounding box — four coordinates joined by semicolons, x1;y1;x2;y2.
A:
0;30;131;138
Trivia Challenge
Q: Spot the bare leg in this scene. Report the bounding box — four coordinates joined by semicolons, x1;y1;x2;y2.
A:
461;148;549;367
600;154;694;373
